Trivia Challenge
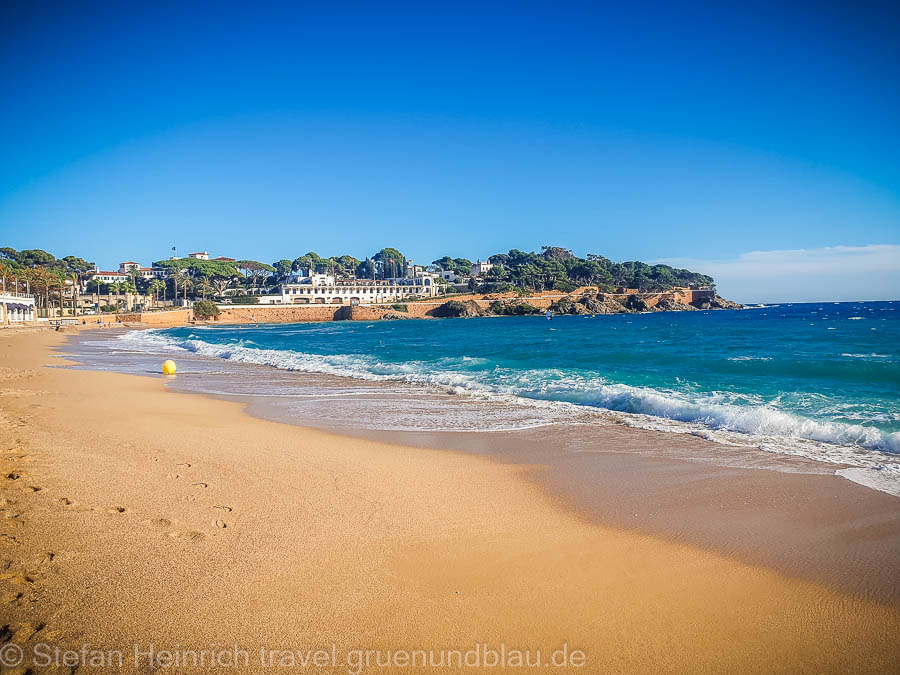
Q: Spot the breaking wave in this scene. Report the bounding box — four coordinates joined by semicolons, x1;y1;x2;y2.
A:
118;329;900;458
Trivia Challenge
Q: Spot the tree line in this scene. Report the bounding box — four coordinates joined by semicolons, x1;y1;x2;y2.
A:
0;244;715;316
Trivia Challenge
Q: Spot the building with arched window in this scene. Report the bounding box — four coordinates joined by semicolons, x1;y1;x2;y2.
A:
277;273;439;305
1;292;37;326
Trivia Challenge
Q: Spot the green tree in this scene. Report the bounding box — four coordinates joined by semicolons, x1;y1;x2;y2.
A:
237;260;275;293
18;249;56;267
374;248;406;279
211;275;234;298
273;259;293;279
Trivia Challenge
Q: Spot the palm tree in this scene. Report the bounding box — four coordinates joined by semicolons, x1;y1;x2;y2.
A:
127;268;142;305
120;281;137;310
0;262;10;293
69;271;80;316
27;268;55;317
173;269;187;305
109;281;122;313
198;277;212;300
148;279;165;307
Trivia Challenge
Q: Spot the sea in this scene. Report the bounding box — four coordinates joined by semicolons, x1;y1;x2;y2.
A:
72;301;900;496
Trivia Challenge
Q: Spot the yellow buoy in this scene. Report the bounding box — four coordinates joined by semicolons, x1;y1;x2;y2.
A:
162;359;177;375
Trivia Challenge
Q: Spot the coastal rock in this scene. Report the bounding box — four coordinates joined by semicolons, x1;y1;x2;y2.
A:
549;297;590;315
580;295;605;313
710;295;743;309
431;299;483;318
623;294;650;312
380;312;410;320
692;295;743;310
653;298;698;312
488;301;540;316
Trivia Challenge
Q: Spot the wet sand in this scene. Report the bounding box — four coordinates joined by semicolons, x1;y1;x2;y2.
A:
0;330;899;673
356;425;900;605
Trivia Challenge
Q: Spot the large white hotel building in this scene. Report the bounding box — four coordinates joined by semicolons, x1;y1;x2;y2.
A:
275;272;439;305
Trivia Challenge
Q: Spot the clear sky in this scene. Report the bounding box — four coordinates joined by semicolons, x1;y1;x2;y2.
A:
1;0;898;301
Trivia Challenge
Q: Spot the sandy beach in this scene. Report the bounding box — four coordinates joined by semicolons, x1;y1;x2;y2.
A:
1;329;899;674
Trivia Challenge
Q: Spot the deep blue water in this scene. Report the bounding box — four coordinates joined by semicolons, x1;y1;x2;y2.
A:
120;302;899;461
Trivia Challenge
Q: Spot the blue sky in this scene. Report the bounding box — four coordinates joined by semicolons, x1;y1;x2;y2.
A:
1;0;898;301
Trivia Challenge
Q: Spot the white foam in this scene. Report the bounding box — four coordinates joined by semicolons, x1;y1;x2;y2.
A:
116;329;900;494
835;468;900;497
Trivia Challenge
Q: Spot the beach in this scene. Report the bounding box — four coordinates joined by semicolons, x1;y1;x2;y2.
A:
1;329;899;673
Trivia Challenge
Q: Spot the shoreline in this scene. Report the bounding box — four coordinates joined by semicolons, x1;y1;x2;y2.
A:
66;326;900;603
2;331;899;672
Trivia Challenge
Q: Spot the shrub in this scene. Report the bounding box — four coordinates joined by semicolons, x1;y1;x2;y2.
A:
229;295;259;304
489;301;538;316
192;299;221;320
390;304;408;313
553;279;578;293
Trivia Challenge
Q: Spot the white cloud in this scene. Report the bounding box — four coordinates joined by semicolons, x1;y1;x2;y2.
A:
653;244;900;303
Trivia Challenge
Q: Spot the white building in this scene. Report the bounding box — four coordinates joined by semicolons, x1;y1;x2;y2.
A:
118;262;166;279
277;272;439;305
88;261;165;287
0;292;36;326
188;251;210;260
89;270;129;284
471;260;493;278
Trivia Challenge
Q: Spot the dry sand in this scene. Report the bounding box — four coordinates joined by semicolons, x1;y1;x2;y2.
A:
0;330;898;673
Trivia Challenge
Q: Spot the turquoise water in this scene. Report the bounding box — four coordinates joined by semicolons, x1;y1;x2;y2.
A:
119;302;900;479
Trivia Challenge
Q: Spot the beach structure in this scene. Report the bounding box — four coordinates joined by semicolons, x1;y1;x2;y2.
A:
0;291;37;326
277;271;439;305
673;286;716;304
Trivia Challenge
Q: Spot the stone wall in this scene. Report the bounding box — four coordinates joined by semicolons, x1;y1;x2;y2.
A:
673;288;715;305
116;309;193;326
215;306;341;324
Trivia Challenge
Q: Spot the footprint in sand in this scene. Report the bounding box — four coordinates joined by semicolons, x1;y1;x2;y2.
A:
168;530;206;542
191;482;208;489
144;517;173;528
176;462;192;468
182;495;198;503
1;447;28;462
214;520;227;529
3;512;25;529
167;473;181;480
5;472;20;481
212;505;232;513
12;621;46;642
58;497;74;507
106;506;127;514
26;485;41;493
